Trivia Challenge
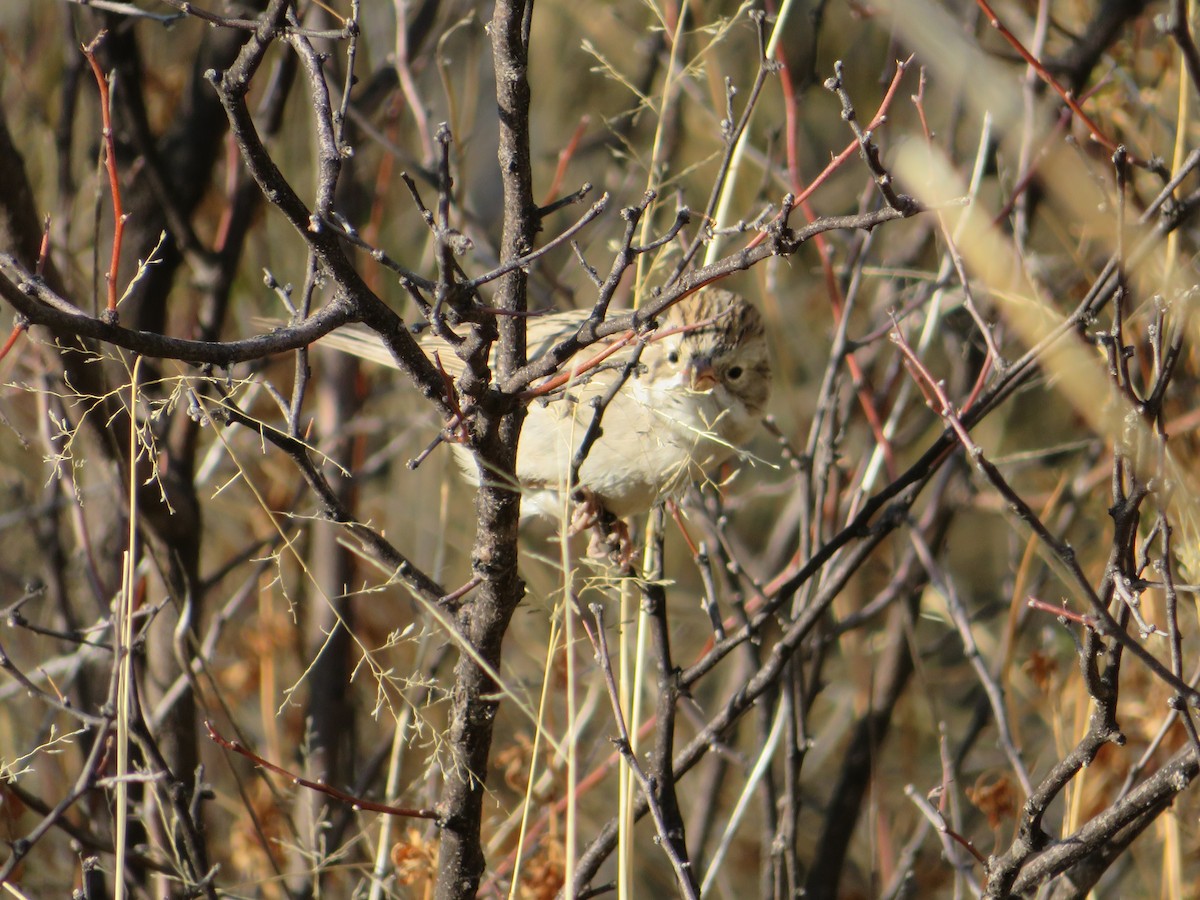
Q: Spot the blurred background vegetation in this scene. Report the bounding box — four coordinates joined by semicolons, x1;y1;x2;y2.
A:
3;0;1200;897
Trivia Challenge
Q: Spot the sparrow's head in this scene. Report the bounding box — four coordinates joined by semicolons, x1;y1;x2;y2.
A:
657;288;772;417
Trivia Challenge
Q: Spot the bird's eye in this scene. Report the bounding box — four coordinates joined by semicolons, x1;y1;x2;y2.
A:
727;365;744;380
667;350;680;364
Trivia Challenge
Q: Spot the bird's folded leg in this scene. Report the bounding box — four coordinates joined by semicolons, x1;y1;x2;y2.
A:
568;488;635;567
567;487;602;535
587;519;634;567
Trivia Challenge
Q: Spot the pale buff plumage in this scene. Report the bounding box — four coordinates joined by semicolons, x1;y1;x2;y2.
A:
317;287;771;520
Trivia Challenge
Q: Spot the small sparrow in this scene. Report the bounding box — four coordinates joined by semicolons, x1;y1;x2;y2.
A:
320;287;771;545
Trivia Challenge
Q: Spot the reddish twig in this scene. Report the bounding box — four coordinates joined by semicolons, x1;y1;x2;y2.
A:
905;783;988;866
439;575;482;607
991;76;1112;224
776;57;910;478
520;306;736;400
82;32;126;322
1027;597;1098;628
793;56;913;208
667;499;700;557
205;721;440;820
37;216;52;277
0;325;27;364
519;330;636;398
974;0;1158;172
890;326;1200;704
540;115;590;208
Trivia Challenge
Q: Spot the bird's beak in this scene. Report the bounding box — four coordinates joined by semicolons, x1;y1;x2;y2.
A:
686;358;718;392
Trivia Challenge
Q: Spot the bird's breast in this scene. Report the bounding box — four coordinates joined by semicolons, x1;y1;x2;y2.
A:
511;376;741;518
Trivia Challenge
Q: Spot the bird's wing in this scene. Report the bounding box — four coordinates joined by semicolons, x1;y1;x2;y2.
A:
310;323;411;369
282;309;632;381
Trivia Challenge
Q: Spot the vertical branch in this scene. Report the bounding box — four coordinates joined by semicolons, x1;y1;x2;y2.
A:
640;515;700;895
434;1;537;898
488;0;535;378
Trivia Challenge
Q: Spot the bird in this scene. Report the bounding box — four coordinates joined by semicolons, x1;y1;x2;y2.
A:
317;287;772;553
